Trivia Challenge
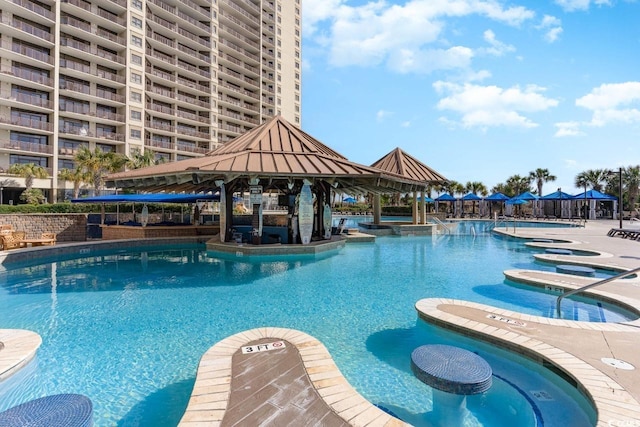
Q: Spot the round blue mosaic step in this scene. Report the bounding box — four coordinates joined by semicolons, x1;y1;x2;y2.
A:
0;394;93;427
556;264;596;277
411;344;492;395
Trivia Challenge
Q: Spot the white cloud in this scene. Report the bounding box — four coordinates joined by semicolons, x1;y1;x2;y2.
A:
554;0;612;12
434;81;559;129
576;82;640;126
537;15;563;43
376;110;393;121
554;121;585;137
479;29;515;56
303;0;534;73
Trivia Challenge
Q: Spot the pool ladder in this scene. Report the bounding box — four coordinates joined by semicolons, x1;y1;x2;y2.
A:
430;217;452;234
555;266;640;318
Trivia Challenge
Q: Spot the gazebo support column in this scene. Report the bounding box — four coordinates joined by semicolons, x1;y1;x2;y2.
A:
412;192;418;225
373;193;381;225
420;190;427;225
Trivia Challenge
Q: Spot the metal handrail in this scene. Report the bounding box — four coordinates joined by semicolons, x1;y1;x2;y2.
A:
556;266;640;318
430;217;452;234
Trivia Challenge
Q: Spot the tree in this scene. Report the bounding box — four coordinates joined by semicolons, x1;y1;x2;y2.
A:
58;168;89;200
126;149;157;170
465;181;488;196
623;166;640;214
74;147;127;196
575;169;608;192
441;180;465;196
8;163;48;190
529;168;556;196
20;188;46;204
505;175;532;196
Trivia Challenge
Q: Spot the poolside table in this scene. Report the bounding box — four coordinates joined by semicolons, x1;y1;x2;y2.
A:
21;238;55;247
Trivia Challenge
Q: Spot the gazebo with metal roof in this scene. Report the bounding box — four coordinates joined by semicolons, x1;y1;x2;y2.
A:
106;116;439;243
370;147;447;225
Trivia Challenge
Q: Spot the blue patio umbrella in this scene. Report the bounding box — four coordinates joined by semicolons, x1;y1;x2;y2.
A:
419;196;435;203
343;196;357;203
571;189;616;200
506;198;529;205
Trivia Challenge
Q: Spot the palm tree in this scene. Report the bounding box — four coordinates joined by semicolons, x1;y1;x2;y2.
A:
529;168;556;196
58;168;89;199
623;166;640;214
126;149;157;170
74;147;126;196
505;175;532;196
465;181;488;196
575;169;608;192
7;163;48;190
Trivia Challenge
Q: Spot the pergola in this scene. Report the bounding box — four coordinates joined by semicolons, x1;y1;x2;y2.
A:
106;116;446;243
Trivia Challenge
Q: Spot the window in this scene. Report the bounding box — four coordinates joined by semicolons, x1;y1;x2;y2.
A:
130;90;141;103
131;35;142;47
11;132;47;145
130;110;141;121
295;29;299;36
295;62;299;69
96;143;116;153
295;116;300;123
295;50;300;58
131;0;142;10
131;17;142;28
295;94;299;101
277;74;281;81
130;72;142;84
10;154;47;168
295;83;300;90
130;129;141;139
295;73;300;80
131;53;142;66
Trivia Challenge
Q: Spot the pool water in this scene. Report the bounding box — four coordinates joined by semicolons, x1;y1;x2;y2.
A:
0;234;616;426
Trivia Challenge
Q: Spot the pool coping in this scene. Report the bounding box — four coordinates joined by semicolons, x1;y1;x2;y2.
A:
415;298;640;427
0;329;41;382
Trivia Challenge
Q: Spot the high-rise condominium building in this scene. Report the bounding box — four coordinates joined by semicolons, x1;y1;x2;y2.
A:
0;0;301;202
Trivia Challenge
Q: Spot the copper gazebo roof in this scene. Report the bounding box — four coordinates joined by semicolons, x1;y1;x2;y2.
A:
106;116;445;193
371;147;447;183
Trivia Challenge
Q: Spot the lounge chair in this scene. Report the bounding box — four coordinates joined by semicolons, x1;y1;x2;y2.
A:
0;232;25;250
41;232;57;245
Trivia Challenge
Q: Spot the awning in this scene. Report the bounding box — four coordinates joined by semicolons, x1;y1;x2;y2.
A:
71;193;220;204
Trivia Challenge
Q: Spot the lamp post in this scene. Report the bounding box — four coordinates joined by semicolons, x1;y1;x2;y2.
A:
608;168;623;229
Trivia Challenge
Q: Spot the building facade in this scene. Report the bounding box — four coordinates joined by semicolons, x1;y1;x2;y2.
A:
0;0;301;202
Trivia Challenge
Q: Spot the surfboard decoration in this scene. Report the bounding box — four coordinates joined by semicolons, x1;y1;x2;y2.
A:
323;203;332;239
219;183;226;242
297;181;314;244
141;204;149;227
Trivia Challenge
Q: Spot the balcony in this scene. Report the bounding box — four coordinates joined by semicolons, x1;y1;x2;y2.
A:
177;143;208;154
60;38;126;66
1;67;53;87
177;0;210;19
2;92;54;110
1;40;53;66
10;0;55;22
176;93;210;109
219;9;259;38
0;139;53;155
218;109;258;125
61;0;126;28
220;0;259;25
60;16;126;47
0;116;53;132
147;138;174;150
0;18;55;44
218;81;259;100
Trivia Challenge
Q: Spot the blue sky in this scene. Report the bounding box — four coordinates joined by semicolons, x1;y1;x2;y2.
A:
300;0;640;195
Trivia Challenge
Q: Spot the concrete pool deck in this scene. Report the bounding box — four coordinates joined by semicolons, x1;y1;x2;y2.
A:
1;220;640;426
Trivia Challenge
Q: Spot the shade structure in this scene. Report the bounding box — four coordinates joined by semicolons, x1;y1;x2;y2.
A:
540;190;573;200
485;192;509;201
506;198;529;205
420;196;435;203
461;193;482;201
71;193;220;203
513;191;539;200
435;193;456;202
571;189;617;200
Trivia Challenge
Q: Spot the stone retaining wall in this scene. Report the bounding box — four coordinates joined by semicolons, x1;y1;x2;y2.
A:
0;214;87;242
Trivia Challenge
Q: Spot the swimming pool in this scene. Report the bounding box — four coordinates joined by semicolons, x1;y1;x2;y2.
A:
0;234;618;425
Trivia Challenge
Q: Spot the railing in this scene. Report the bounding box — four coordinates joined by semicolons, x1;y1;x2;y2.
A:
0;139;53;154
0;116;53;132
5;41;53;65
2;92;54;109
2;67;53;86
556;266;640;318
11;0;55;21
429;217;452;234
2;18;55;43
